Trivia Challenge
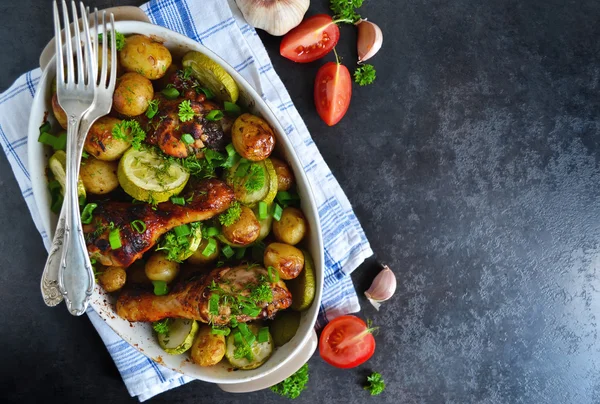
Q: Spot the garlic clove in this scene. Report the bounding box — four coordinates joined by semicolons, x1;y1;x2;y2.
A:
364;264;396;310
356;19;383;63
235;0;310;37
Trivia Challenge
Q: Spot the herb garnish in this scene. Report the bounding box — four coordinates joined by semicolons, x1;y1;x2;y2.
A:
112;120;147;150
146;99;159;119
219;201;242;226
98;31;126;51
178;100;195;122
354;64;377;86
364;372;385;396
152;319;170;335
270;363;309;399
330;0;364;24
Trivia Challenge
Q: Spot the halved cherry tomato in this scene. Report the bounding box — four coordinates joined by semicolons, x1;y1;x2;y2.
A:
319;315;375;368
280;14;340;63
314;62;352;126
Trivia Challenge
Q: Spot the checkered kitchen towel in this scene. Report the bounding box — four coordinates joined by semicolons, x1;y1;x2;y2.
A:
0;0;373;400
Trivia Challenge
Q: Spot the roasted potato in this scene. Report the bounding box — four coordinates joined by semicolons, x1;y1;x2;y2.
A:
51;93;68;130
97;266;126;292
187;238;220;265
119;34;172;80
145;252;180;283
231;113;275;161
84;116;131;161
263;242;304;280
190;325;226;366
113;72;154;117
271;157;294;192
97;44;115;79
273;207;307;245
79;157;119;195
222;206;260;246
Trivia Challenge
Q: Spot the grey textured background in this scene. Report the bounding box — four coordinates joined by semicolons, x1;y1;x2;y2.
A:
2;0;600;403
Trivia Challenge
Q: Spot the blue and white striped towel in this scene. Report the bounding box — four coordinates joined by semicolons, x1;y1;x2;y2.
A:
0;0;373;400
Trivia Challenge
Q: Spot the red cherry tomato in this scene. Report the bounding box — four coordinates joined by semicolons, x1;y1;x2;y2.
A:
280;14;340;63
319;315;376;368
314;62;352;126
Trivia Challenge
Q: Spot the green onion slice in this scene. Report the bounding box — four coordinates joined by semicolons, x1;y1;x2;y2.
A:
39;121;51;134
199;87;214;99
152;280;168;296
258;201;268;220
80;203;97;224
131;220;146;233
235;247;246;260
223;101;242;116
205;110;223;121
204;227;220;237
161;87;180;99
202;238;217;257
181;133;194;145
257;327;269;343
267;266;279;283
209;294;220;315
109;228;122;250
211;327;231;336
171;196;185;205
273;203;283;221
222;245;234;258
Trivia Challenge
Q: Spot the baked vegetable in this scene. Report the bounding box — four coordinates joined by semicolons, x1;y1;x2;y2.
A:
270;310;301;347
221;205;260;246
119;34;172;80
84;116;131;161
263;242;305;280
79;157;119;195
271;157;294;191
113;72;154;117
97;266;127;292
231;113;275;161
51;92;68;130
226;158;277;205
225;324;273;370
273;207;307;245
190;325;226;366
187;238;220;265
288;249;316;311
145;252;180;283
48;150;86;202
158;318;199;355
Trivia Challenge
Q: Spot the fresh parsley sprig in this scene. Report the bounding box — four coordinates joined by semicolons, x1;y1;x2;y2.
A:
98;31;126;51
270;363;309;399
330;0;364;24
178;100;195;122
112;120;147;150
354;64;376;86
364;372;385;396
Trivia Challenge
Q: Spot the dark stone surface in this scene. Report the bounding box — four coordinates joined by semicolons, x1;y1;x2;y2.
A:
2;0;600;402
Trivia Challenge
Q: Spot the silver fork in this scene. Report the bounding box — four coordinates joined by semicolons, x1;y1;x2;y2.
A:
54;0;97;316
40;5;117;309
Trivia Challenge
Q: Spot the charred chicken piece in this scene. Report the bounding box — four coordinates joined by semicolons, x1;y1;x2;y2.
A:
116;265;292;325
84;179;234;267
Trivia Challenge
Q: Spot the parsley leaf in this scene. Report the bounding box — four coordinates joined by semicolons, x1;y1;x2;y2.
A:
98;31;126;51
155;222;201;262
219;201;242;226
330;0;364;24
111;120;147;150
146;99;159;119
354;64;377;86
244;163;266;192
270;363;309;399
178;100;195;122
152;319;170;335
364;372;385;396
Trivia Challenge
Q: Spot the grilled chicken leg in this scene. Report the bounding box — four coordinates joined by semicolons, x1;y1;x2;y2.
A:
84;179;234;267
116;265;292;325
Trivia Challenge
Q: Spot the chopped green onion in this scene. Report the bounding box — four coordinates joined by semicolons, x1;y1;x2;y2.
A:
205;109;224;121
226;143;236;156
244;331;256;346
233;331;243;345
181;133;194;145
224;101;242;116
82;150;89;159
130;220;146;233
38;132;67;151
53;133;67;151
222;245;235;258
237;323;250;336
174;224;191;238
276;191;300;205
211;327;231;336
108;228;122;249
268;266;280;283
235;247;246;259
257;327;270;343
161;87;180;99
273;203;283;221
39;121;51;134
235;160;251;177
80;203;97;224
242;306;262;317
171;196;185;205
202;237;217;256
258;201;268;220
152;280;168;296
230;317;239;328
204;227;220;237
209;294;220;315
146;99;159;119
199;87;214;99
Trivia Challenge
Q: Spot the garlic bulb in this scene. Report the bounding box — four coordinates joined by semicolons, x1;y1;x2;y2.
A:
356;19;383;63
364;265;396;310
235;0;310;36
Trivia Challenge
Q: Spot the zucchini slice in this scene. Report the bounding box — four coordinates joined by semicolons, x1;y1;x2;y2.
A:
157;318;199;355
225;324;274;370
288;250;316;311
226;158;278;206
270;311;301;347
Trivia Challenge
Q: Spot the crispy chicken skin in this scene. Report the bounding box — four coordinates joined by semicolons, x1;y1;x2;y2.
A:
84;179;234;267
116;265;292;325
